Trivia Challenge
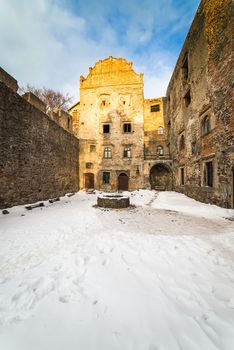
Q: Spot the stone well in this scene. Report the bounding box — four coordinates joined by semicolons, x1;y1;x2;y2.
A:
97;194;130;208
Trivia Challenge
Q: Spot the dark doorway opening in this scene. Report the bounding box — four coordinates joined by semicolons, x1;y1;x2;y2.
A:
118;173;129;191
84;173;94;189
150;163;172;190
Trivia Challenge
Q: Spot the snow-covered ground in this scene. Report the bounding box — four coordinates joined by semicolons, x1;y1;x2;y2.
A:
0;190;234;350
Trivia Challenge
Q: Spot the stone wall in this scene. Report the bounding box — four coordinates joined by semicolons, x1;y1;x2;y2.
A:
0;67;18;92
166;0;234;208
0;81;79;209
71;57;145;191
23;92;46;113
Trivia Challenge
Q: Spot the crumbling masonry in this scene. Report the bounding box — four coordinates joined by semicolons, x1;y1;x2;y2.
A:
0;0;233;209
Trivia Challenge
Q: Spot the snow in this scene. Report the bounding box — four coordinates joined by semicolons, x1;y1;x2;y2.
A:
0;190;234;350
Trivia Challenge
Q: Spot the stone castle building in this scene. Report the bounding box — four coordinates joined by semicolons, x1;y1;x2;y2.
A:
0;0;233;209
69;57;171;192
166;0;233;208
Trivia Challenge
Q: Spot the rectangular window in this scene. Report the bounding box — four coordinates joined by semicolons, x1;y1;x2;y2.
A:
123;145;131;158
86;162;93;169
204;161;213;187
180;167;185;185
104;147;112;159
90;145;96;152
103;124;110;133
103;172;110;184
151;104;160;112
123;123;131;133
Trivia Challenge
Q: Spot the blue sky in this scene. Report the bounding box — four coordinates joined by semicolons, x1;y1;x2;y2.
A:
0;0;200;102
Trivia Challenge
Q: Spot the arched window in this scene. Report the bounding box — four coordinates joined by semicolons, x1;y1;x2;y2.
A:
157;127;164;135
157;145;164;156
201;115;210;136
123;145;131;158
104;147;112;159
179;134;185;150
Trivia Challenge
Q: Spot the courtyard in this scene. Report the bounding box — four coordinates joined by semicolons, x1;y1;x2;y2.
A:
0;190;234;350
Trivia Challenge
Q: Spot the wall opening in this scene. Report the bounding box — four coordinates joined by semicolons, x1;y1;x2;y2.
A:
150;163;172;190
118;173;129;191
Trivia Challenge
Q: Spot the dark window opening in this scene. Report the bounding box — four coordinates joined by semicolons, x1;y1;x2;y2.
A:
201;115;210;136
151;104;160;112
204;161;213;187
180;168;185;185
182;55;188;81
102;100;106;106
179;134;185;150
103;172;110;184
86;162;93;169
67;117;71;129
104;147;112;159
123;145;131;158
191;141;197;155
90;145;96;152
123;123;131;133
103;124;110;133
184;90;191;107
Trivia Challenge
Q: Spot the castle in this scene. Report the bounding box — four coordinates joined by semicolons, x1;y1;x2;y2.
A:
0;0;233;209
68;57;170;192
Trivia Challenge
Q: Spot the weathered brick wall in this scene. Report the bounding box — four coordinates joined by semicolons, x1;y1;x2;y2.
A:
0;82;79;209
166;0;233;208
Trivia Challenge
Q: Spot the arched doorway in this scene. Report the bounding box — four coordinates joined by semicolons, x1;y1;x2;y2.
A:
84;173;94;189
118;173;129;191
150;164;172;190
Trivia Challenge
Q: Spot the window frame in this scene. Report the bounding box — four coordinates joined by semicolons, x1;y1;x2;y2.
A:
89;144;96;152
157;145;164;156
85;162;93;169
203;161;213;187
104;146;112;159
123;145;131;158
103;171;110;184
103;124;110;134
123;123;132;133
150;104;160;112
157;127;164;135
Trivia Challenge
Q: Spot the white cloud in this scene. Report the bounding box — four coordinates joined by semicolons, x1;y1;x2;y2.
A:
0;0;198;102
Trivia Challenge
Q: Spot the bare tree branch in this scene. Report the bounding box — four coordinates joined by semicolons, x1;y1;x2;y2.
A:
20;84;73;112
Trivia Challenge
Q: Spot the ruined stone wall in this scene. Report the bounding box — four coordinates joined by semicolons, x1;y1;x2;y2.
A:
0;82;79;209
0;67;18;92
166;0;234;208
74;57;144;191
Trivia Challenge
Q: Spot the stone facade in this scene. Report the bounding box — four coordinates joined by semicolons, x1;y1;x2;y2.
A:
143;97;172;190
69;57;170;191
166;0;234;208
0;81;79;209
